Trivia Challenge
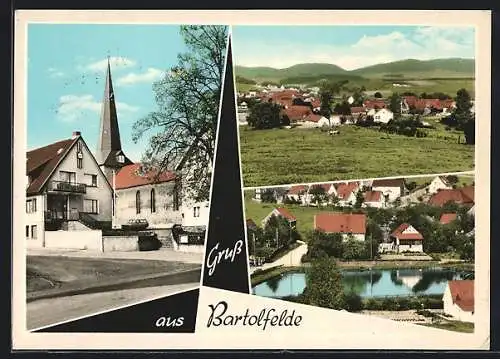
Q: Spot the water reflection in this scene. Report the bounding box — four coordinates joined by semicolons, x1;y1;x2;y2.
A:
252;267;472;298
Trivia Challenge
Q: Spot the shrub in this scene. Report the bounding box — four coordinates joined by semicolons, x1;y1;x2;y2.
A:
138;234;162;251
344;292;364;312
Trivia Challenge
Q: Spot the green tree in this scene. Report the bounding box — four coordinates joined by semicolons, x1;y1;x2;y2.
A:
263;215;299;249
303;257;345;309
319;80;347;117
354;190;364;209
389;92;402;118
132;25;228;202
374;92;383;98
333;101;352;115
309;185;328;205
260;189;277;203
342;236;368;260
453;88;473;128
247;101;283;129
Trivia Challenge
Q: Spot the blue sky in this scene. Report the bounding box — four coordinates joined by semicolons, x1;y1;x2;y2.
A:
232;25;475;70
27;24;190;162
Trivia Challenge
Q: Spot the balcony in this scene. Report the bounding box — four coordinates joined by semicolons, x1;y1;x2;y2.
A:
45;210;80;221
48;180;86;194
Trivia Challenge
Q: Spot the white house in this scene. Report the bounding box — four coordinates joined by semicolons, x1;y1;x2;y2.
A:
428;176;453;194
285;185;310;205
262;207;297;228
26;131;113;249
372;178;406;203
443;280;474;322
314;212;366;241
362;190;386;208
390;223;424;253
373;108;394;124
329;115;342;126
300;114;330;128
335;182;360;207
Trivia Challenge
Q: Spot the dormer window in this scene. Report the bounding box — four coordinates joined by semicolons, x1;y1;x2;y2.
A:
117;155;125;164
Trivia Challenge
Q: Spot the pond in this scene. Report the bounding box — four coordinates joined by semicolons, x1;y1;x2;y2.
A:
252;267;473;298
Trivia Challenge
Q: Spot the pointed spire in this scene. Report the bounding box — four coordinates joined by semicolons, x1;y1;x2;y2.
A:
97;56;123;165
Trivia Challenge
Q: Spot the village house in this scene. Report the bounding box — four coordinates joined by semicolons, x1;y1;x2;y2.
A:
389;223;424;253
372;178;406;203
428;176;454;194
335;182;360;206
362;190;386;208
285;185;310;205
314;212;366;241
253;187;286;204
26;131;114;248
363;99;387;110
300;113;330;128
443;280;474;322
372;108;394;124
428;186;474;207
262;207;297;228
308;183;337;206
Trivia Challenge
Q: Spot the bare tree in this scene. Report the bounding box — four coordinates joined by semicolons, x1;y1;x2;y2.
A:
132;25;228;202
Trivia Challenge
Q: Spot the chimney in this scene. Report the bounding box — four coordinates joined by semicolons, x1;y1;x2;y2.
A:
72;131;81;139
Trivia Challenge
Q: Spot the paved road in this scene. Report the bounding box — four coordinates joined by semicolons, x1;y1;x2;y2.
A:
27;282;199;331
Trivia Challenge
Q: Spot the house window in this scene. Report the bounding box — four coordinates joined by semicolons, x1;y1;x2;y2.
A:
76;142;83;169
60;171;76;183
85;174;98;187
193;206;200;218
84;199;99;214
117;154;125;164
31;225;37;240
150;189;156;213
25;225;29;239
26;198;37;213
136;190;141;214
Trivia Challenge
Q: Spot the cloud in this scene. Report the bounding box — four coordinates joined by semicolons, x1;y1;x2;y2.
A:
56;94;139;122
47;67;65;78
233;26;475;71
116;68;164;86
83;56;137;72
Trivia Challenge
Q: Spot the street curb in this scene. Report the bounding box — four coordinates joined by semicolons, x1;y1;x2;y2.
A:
27;267;201;303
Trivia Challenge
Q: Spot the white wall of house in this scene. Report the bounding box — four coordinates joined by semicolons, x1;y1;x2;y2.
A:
373;109;393;124
181;198;209;228
428;177;452;194
115;182;182;229
253;188;262;202
25;194;45;248
372;186;402;203
47;137;112;222
362;200;384;208
286;193;309;206
329;115;341;126
338;192;357;207
397;242;423;252
443;285;474;322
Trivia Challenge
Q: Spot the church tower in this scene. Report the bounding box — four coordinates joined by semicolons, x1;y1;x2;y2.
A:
96;58;132;182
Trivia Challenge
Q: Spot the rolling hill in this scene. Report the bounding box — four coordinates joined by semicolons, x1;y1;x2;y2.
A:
236;58;475;83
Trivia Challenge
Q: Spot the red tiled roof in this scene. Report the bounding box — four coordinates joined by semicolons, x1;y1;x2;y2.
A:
287;185;309;195
26;137;79;195
350;106;366;114
448;280;474;312
372;178;405;188
363;99;387;109
315;212;366;234
402;96;418;107
275;207;296;221
335;182;359;199
283;105;312;121
115;163;176;190
429;186;475;207
391;223;423;240
311;99;321;108
364;190;382;202
440;213;457;225
314;183;334;193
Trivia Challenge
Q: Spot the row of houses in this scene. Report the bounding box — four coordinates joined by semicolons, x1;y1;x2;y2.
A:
26;61;208;252
253;176;475;209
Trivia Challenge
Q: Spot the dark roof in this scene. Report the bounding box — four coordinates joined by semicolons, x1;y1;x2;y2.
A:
26;137;78;195
372;178;405;187
103;149;133;168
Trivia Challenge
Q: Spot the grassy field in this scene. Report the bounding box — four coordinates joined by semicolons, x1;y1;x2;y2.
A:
27;256;198;293
239;125;474;187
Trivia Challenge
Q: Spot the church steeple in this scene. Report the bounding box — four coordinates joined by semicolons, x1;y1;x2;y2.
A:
97;57;124;164
96;57;132;181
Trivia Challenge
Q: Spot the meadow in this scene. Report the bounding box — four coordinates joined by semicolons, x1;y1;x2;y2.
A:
239;125;474;188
